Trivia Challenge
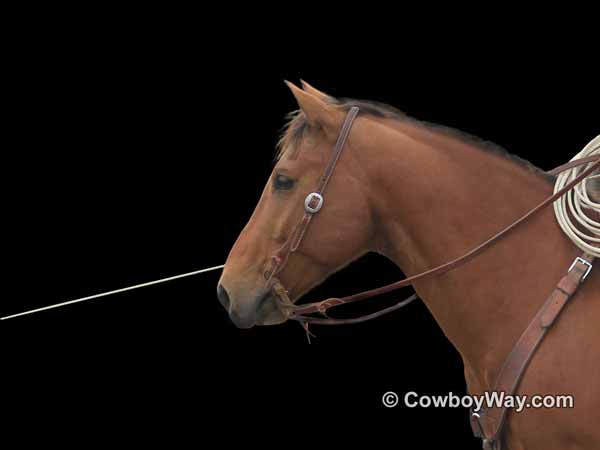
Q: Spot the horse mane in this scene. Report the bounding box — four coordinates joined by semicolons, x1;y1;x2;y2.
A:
277;96;555;182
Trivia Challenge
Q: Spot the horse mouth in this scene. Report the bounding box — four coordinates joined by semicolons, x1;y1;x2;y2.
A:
255;292;288;326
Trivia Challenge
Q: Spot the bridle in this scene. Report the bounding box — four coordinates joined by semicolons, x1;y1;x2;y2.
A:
263;106;360;286
264;106;600;328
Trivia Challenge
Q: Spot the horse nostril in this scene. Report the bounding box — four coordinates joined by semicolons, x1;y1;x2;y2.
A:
217;284;231;311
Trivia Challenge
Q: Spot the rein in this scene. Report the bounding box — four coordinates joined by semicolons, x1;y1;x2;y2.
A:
268;107;600;326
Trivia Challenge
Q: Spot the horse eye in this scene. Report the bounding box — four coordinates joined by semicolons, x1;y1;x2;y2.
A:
273;174;295;191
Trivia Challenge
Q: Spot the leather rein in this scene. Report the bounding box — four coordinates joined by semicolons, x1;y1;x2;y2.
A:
265;106;600;327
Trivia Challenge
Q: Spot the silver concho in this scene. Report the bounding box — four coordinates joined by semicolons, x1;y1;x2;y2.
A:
304;192;324;214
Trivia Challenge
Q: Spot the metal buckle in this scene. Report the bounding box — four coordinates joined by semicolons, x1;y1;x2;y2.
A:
304;192;324;214
482;438;496;450
568;256;593;281
470;408;485;438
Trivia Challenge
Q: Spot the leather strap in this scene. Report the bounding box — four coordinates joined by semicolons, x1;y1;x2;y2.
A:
314;106;360;195
471;253;594;447
547;155;600;175
265;106;360;282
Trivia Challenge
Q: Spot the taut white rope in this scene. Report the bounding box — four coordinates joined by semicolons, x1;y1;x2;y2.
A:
0;264;225;321
553;135;600;257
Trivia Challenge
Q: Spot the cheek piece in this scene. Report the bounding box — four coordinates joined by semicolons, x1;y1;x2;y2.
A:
263;106;360;288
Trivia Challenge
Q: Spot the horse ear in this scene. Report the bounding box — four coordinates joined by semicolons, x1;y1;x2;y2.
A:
300;79;332;101
285;80;340;130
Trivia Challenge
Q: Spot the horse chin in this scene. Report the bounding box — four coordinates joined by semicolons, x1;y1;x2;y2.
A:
256;298;289;326
257;313;288;326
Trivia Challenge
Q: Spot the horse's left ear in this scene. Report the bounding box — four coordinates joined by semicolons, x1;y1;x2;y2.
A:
285;80;342;132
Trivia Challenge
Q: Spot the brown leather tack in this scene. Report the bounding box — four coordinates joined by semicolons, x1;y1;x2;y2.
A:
266;107;360;283
473;252;594;446
539;290;569;329
557;276;578;295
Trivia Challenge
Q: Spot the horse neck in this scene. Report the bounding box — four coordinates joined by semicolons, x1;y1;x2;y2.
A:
355;117;580;390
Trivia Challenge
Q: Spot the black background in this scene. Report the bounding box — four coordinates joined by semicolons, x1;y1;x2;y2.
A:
3;12;597;447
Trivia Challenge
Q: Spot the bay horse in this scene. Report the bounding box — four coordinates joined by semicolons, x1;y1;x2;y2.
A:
217;81;599;449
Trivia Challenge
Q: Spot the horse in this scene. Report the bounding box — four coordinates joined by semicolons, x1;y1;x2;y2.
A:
217;81;599;449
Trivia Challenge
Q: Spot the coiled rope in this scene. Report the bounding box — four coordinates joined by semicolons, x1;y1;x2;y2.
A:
553;135;600;257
